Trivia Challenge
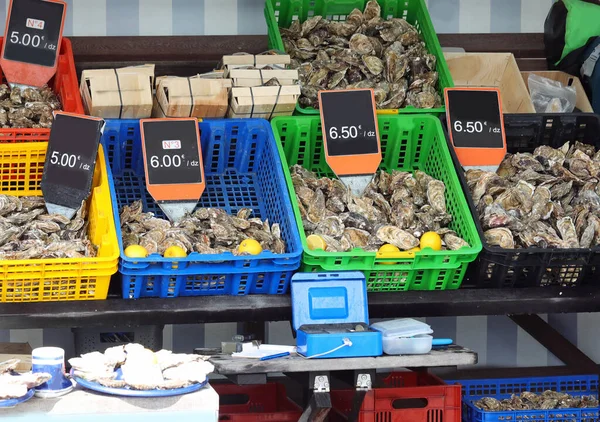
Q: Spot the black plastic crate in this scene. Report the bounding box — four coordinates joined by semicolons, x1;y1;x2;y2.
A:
446;113;600;288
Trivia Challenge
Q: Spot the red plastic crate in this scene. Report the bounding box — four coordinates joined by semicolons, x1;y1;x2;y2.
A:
330;372;461;422
214;382;302;421
0;37;83;143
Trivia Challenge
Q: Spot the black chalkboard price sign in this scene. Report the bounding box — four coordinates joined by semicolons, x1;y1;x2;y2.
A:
318;89;381;177
140;118;205;211
41;112;105;218
1;0;66;87
444;87;507;169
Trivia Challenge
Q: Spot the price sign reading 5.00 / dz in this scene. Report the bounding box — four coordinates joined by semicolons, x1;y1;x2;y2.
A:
41;112;105;219
1;0;66;87
444;87;507;170
140;118;205;222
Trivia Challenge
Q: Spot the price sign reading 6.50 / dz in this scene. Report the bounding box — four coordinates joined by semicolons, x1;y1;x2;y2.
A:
1;0;66;87
41;112;105;219
319;89;381;196
444;87;507;171
140;118;205;222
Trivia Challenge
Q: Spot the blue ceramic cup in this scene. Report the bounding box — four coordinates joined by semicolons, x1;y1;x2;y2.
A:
32;347;72;397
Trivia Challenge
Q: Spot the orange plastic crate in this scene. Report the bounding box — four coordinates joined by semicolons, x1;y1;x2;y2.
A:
0;37;83;144
330;372;461;422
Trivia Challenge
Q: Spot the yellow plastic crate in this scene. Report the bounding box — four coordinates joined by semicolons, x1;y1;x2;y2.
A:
0;143;119;302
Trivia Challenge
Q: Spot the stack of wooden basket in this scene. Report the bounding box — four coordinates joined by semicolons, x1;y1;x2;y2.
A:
223;54;301;119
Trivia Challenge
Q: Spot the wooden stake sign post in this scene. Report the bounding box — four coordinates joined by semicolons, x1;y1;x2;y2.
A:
41;112;105;219
140;118;205;222
444;87;507;172
1;0;66;87
318;89;381;196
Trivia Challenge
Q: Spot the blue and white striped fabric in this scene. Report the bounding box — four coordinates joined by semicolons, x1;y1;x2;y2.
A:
0;0;551;36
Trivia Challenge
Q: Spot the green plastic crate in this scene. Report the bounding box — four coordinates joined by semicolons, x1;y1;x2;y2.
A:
264;0;454;116
272;115;482;291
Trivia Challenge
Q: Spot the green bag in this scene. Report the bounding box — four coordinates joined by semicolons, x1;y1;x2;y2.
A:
545;0;600;65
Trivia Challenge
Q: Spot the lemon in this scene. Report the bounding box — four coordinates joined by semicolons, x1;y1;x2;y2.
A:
124;245;148;258
377;244;400;265
420;232;442;251
408;247;421;253
164;245;187;258
238;239;263;255
306;234;327;251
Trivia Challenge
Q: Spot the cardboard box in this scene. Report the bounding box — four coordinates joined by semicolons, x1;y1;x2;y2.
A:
81;64;154;119
444;52;535;113
521;70;593;113
0;342;32;372
152;74;232;118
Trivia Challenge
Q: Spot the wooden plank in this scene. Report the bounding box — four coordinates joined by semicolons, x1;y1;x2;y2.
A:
67;34;549;79
438;33;546;57
210;346;477;375
509;314;599;374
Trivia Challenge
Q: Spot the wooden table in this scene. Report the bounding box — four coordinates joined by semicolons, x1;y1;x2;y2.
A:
210;346;477;422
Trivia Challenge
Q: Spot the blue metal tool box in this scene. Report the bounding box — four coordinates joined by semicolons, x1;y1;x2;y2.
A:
291;271;382;359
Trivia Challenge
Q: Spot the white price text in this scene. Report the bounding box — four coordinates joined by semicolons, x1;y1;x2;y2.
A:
453;120;484;134
9;31;56;50
328;125;375;140
150;154;199;169
50;152;89;170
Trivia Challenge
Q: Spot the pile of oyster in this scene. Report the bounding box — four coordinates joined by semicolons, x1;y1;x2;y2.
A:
466;141;600;249
292;165;469;252
0;84;61;128
0;195;95;260
120;200;286;255
281;0;441;109
475;390;598;411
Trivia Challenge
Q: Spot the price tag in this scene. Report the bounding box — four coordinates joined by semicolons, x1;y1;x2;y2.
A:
444;87;507;171
1;0;66;87
41;112;105;219
140;118;205;222
318;89;381;195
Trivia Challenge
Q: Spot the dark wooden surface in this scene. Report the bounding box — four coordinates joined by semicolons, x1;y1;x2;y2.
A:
210;345;477;374
69;33;547;77
2;286;599;329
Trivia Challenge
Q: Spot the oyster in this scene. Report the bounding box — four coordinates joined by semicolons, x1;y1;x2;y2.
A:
292;166;467;252
474;390;598;411
281;2;441;109
0;84;60;128
69;344;214;391
0;195;96;260
468;141;600;249
120;201;287;256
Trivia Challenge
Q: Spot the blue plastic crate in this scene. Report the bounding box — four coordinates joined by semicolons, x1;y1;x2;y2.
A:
448;375;599;422
102;118;303;299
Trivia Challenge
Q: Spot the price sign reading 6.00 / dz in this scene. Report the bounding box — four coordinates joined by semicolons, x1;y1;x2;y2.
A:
140;118;205;222
41;112;105;219
1;0;66;87
444;87;507;170
319;89;381;196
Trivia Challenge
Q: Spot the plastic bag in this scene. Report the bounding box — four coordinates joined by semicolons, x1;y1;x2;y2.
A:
528;74;577;113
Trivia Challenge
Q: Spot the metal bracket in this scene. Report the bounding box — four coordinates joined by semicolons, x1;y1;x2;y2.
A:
355;373;372;390
313;375;330;393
